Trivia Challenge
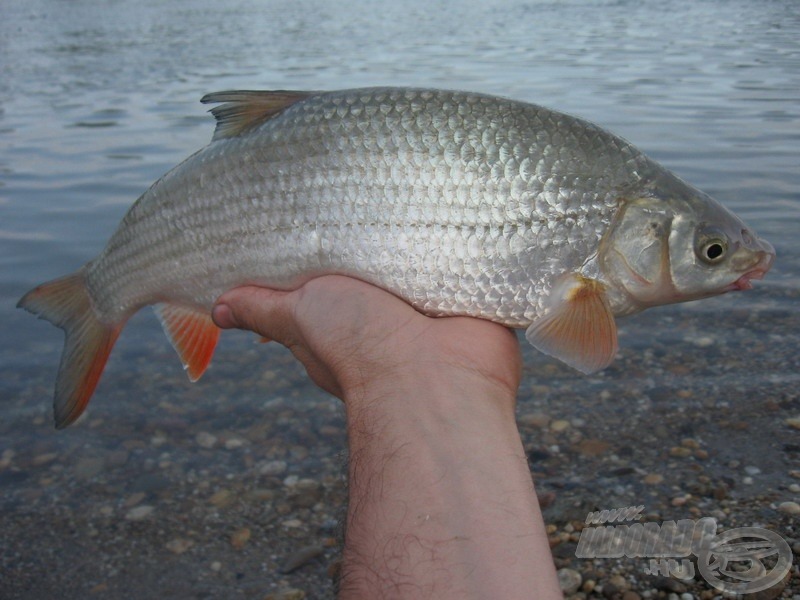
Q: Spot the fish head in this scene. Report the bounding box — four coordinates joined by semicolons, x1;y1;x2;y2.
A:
599;175;775;314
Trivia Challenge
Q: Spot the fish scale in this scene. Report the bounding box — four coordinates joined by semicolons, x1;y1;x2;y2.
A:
94;91;613;320
18;86;774;428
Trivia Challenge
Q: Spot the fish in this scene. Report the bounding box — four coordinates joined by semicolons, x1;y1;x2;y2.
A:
18;87;775;429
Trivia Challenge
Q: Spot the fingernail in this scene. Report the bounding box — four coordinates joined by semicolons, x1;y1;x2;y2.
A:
211;303;236;329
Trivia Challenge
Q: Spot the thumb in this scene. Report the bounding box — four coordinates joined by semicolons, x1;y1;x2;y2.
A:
212;286;296;343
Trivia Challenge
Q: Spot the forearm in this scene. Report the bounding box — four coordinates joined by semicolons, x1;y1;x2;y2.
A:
339;368;561;599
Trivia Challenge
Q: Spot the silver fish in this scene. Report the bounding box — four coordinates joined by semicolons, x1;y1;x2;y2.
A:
18;87;775;428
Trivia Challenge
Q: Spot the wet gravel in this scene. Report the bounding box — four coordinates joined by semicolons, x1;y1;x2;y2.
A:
2;290;799;599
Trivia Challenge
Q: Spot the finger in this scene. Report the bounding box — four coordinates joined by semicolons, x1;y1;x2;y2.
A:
212;286;297;344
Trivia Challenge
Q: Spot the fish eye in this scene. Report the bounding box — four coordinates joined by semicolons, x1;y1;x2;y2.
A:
703;241;725;262
695;226;729;265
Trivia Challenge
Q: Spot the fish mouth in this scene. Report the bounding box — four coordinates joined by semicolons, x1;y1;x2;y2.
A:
726;243;775;292
727;269;767;291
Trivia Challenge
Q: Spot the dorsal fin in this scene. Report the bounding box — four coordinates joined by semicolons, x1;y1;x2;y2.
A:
200;90;314;141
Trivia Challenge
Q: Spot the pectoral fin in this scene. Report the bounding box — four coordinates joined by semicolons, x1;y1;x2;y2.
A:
526;275;618;374
154;304;220;382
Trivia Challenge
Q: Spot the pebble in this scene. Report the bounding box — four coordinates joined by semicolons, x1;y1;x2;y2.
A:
777;501;800;515
210;561;222;572
577;439;610;456
557;568;582;594
318;425;342;437
123;492;146;508
74;457;106;480
669;447;692;458
165;538;193;554
690;335;715;347
744;465;761;476
224;437;246;450
106;449;130;467
550;419;571;433
789;483;800;493
709;508;727;522
786;417;800;430
209;489;235;508
230;527;251;549
195;431;217;449
713;484;728;500
125;505;154;521
32;452;58;467
282;519;303;529
280;544;325;573
263;589;305;600
653;576;686;593
519;413;551;428
622;592;641;600
249;488;276;502
287;478;322;508
130;473;170;494
259;460;287;476
643;473;664;485
609;574;630;591
2;449;15;460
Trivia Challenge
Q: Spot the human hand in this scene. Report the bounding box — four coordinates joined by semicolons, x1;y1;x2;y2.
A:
213;277;560;598
212;276;522;402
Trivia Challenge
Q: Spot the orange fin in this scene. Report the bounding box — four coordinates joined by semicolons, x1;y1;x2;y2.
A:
17;271;123;429
200;90;314;141
526;274;618;374
154;304;220;382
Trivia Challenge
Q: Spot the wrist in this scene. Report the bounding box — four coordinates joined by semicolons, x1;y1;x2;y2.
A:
339;350;520;415
338;359;558;598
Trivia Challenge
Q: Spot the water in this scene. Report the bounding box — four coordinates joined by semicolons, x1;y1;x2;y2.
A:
1;0;799;595
2;0;799;471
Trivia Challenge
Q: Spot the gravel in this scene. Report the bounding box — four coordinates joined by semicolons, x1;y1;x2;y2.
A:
2;295;798;598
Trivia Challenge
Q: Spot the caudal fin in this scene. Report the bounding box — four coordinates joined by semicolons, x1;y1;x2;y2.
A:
17;271;123;429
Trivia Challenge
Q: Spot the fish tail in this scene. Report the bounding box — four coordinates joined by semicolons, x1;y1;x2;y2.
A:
17;271;123;429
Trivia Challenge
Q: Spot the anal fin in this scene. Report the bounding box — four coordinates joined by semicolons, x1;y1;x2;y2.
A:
526;275;618;374
154;304;220;382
